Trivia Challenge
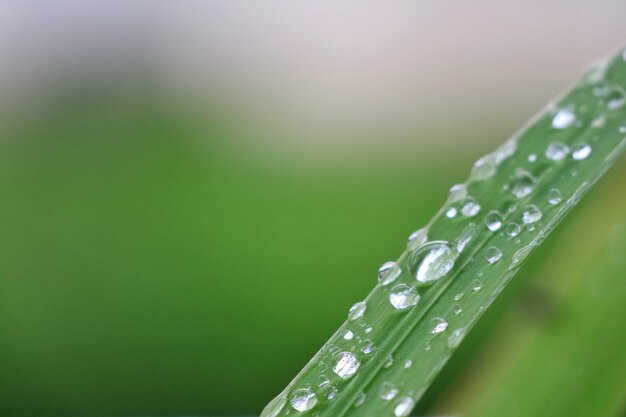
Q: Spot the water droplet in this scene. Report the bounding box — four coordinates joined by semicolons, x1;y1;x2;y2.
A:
455;224;477;253
453;292;465;302
403;359;413;369
348;301;366;321
407;228;428;251
319;382;338;400
445;206;458;219
607;86;625;110
572;143;592;160
364;325;373;334
394;396;415;417
431;317;448;334
290;388;317;412
547;188;562;206
360;340;375;355
378;261;401;286
511;170;537;198
353;391;366;407
486;246;503;264
618;122;626;133
447;327;466;348
453;304;463;315
343;330;354;340
380;382;398;400
409;241;457;283
545;142;570;161
528;153;537;163
383;354;395;369
472;279;483;292
485;210;503;231
332;352;360;379
448;183;468;202
590;115;606;128
521;204;542;224
505;222;521;237
260;393;287;417
551;109;575;129
460;197;481;217
389;284;420;310
470;155;497;181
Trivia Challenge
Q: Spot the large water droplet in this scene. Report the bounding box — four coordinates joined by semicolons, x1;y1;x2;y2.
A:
485;210;503;231
511;170;537;198
389;284;420;310
409;241;457;283
470;155;497;181
260;393;287;417
572;143;592;160
460;197;481;217
545;142;570;161
394;397;415;417
548;188;562;206
290;388;317;412
348;301;366;321
333;352;360;379
431;317;449;334
407;228;428;251
378;261;401;286
485;246;503;264
551;109;575;129
522;205;542;224
380;381;399;400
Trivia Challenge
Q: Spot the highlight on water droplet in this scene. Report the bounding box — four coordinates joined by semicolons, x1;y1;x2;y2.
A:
378;261;402;286
332;352;360;379
551;109;575;129
260;393;287;417
511;169;537;198
545;141;570;161
547;188;562;206
485;246;503;264
394;396;415;417
343;330;354;340
430;317;449;334
348;301;366;321
460;197;481;217
389;284;420;310
522;204;543;224
290;388;317;412
408;241;458;283
484;210;503;231
407;227;428;251
380;381;399;401
572;143;592;160
445;206;458;219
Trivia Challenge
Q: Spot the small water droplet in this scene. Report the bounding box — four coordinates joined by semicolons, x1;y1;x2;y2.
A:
470;155;497;181
505;222;521;237
364;325;373;334
409;241;457;283
472;279;483;292
378;261;402;286
290;388;317;412
360;339;375;355
333;352;360;379
460;197;481;217
448;183;468;202
528;153;537;163
447;327;466;348
407;228;428;251
383;354;394;369
486;246;503;264
453;292;465;302
380;381;398;400
389;284;420;310
353;391;366;408
343;330;354;340
431;317;449;334
394;396;415;417
453;304;463;315
521;204;542;224
551;109;575;129
348;301;366;321
319;382;338;400
260;393;287;417
456;224;477;253
545;142;570;161
590;115;606;128
572;143;592;160
547;188;562;206
618;122;626;133
485;210;503;231
403;359;413;369
607;86;625;110
511;170;537;198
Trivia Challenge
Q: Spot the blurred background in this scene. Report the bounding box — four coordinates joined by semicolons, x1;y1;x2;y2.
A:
0;1;625;416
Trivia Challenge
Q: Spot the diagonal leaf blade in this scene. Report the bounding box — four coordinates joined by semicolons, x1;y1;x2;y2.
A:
261;48;626;417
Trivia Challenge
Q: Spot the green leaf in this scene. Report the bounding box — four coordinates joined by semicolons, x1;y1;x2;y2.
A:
261;48;626;417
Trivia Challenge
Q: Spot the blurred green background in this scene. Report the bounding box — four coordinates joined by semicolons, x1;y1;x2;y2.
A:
0;2;625;416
